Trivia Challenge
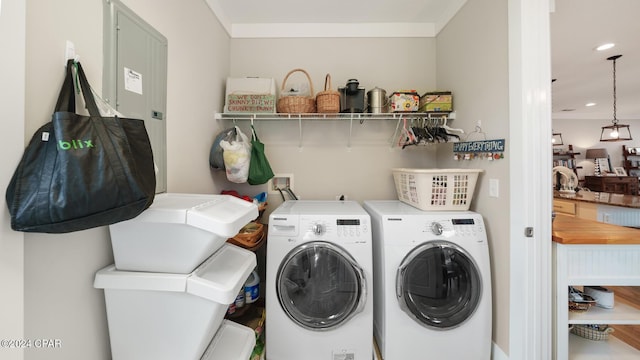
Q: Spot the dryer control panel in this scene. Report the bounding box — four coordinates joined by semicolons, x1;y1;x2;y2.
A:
428;216;486;242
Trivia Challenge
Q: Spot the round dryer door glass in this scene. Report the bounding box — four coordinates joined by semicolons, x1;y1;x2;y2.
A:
276;241;366;331
396;240;481;329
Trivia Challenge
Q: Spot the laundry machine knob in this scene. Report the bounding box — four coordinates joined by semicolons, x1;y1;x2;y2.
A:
431;222;444;235
312;223;325;235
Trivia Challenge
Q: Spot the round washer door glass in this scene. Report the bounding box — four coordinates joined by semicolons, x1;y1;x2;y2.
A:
276;241;366;331
396;240;481;329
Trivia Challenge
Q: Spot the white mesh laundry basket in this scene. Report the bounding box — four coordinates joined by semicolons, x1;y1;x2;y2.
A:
392;168;483;211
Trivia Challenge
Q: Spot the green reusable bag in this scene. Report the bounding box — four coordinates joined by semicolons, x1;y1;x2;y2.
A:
247;125;274;185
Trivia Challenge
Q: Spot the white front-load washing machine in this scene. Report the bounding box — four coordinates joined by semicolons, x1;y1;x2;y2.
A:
266;200;373;360
363;200;492;360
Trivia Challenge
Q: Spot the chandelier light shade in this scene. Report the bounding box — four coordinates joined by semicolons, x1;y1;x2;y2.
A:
600;54;632;142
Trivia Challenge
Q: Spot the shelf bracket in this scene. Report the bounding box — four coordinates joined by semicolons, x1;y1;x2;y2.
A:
348;114;354;150
298;115;303;151
389;114;403;149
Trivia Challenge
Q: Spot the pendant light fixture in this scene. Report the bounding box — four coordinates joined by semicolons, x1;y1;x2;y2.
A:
600;54;632;142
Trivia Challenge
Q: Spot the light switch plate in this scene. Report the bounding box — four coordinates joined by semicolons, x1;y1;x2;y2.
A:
489;178;499;198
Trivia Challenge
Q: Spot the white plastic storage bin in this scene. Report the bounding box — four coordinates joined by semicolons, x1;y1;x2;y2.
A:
109;193;258;273
392;168;483;211
200;320;256;360
94;244;256;360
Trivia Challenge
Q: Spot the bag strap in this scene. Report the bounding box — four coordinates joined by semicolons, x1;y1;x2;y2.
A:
69;61;139;200
55;60;76;112
73;61;103;117
250;124;260;142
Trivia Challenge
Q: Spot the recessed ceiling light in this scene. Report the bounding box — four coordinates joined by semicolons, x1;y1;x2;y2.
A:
596;43;615;51
585;102;596;107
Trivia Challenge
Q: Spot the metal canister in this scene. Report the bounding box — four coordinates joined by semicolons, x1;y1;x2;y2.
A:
367;87;389;113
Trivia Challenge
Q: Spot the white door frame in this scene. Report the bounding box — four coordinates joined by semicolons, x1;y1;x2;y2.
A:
508;0;553;359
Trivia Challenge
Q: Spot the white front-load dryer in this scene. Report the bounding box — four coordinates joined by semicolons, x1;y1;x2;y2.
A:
363;200;492;360
266;200;373;360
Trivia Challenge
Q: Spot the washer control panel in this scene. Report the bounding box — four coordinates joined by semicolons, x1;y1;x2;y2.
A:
301;216;370;243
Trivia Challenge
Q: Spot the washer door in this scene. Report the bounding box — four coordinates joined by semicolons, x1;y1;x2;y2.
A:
276;241;366;331
396;240;481;329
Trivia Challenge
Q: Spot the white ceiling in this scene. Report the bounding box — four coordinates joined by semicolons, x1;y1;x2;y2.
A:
205;0;639;122
204;0;467;38
551;0;640;121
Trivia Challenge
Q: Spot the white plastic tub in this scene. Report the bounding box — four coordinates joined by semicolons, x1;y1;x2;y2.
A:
94;244;256;360
200;320;256;360
109;193;258;273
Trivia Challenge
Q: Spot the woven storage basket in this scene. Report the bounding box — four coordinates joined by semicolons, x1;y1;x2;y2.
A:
316;74;340;113
277;68;316;114
570;325;614;341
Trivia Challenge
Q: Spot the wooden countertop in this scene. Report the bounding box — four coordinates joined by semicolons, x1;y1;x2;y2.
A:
554;190;640;209
552;214;640;244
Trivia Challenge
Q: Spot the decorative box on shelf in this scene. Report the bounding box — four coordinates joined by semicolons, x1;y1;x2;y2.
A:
224;77;276;114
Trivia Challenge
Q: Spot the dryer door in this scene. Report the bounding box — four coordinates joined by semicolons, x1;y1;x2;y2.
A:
396;240;481;329
276;241;366;331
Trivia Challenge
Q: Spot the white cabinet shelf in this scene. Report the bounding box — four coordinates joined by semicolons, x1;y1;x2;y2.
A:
569;302;640;325
569;334;639;360
554;242;640;359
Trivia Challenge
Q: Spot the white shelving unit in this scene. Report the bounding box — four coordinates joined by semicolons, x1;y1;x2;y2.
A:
214;112;454;122
554;243;640;359
215;112;455;148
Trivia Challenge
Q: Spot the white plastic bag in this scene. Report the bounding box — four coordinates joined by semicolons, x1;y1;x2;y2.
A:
220;126;251;183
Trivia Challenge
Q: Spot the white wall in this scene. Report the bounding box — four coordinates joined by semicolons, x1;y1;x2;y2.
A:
0;0;26;359
22;0;231;359
24;1;111;358
226;38;439;212
435;0;511;354
121;0;231;194
553;118;640;179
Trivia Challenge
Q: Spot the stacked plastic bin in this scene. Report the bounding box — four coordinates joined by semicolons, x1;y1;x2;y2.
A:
94;193;259;360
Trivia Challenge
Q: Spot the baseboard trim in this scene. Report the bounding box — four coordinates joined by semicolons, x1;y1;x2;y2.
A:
492;342;508;360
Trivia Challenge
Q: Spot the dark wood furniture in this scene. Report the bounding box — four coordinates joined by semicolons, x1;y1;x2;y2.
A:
623;145;640;177
553;144;581;176
584;175;639;195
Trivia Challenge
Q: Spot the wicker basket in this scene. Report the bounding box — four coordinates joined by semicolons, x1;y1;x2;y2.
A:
227;222;265;250
277;68;316;114
570;324;614;341
316;74;340;113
